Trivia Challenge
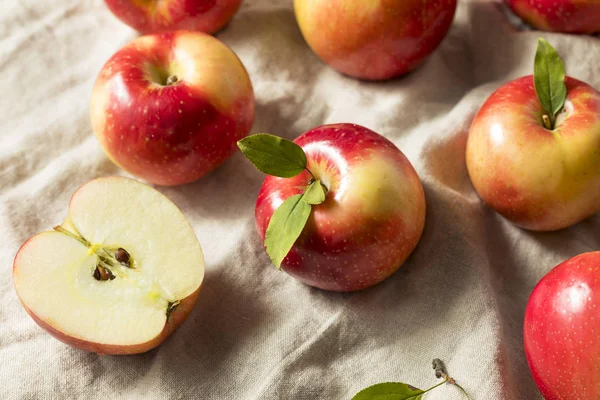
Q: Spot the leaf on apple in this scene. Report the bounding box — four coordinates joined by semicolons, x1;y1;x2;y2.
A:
302;179;326;205
534;38;567;125
352;382;425;400
264;194;312;269
237;134;307;178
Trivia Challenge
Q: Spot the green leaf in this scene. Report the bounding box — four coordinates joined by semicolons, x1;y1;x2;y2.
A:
237;134;307;178
302;180;326;205
534;38;567;118
264;194;311;269
352;382;425;400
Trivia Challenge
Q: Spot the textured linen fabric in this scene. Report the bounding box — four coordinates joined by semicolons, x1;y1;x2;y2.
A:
1;0;599;399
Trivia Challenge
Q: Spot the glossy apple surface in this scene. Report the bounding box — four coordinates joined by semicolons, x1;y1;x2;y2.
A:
505;0;600;34
524;252;600;399
294;0;456;81
13;177;205;355
104;0;243;34
91;31;255;186
466;76;600;231
255;124;426;292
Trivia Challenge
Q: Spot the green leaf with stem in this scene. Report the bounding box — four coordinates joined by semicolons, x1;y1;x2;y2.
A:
353;359;472;400
533;38;567;130
237;134;308;178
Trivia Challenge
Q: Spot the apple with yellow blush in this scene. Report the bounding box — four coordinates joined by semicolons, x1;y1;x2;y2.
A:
294;0;457;80
505;0;600;34
91;31;255;186
466;39;600;231
104;0;243;34
239;124;426;292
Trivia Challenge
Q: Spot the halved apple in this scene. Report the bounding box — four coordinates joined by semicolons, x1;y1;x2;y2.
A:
13;177;204;355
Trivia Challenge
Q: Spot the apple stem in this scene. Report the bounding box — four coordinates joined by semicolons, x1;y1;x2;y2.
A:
305;168;316;181
432;359;472;400
166;300;181;321
166;75;178;85
53;226;90;247
542;114;553;130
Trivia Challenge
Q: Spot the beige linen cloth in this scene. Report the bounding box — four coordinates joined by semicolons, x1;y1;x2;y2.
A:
1;0;599;399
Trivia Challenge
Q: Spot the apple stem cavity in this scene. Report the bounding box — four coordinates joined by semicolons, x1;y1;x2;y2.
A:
166;300;181;321
307;176;328;194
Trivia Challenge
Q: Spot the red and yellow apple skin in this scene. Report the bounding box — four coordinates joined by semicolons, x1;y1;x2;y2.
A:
91;31;255;186
104;0;243;34
255;124;426;292
466;76;600;231
505;0;600;34
293;0;457;81
524;252;600;399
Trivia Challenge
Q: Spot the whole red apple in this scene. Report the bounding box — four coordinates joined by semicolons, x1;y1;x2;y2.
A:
294;0;457;81
254;124;426;292
524;251;600;399
505;0;600;34
104;0;243;34
466;75;600;231
91;31;255;186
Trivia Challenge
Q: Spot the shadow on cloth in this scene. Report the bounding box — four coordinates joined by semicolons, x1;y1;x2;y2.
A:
422;121;540;397
71;222;273;394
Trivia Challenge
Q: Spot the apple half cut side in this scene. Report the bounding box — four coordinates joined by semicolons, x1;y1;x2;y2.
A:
13;177;205;355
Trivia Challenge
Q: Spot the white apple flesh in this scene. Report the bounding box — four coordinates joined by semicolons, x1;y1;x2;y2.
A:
13;177;204;355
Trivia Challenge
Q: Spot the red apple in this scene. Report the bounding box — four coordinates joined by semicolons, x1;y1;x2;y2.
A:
466;76;600;231
293;0;457;81
254;124;426;292
104;0;243;34
524;251;600;399
13;177;205;355
505;0;600;34
91;31;255;186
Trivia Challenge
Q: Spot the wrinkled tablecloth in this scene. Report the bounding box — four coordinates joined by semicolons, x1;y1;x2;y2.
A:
1;0;599;398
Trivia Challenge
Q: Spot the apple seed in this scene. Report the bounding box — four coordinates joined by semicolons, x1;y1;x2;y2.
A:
115;248;131;267
93;267;102;281
93;265;115;281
